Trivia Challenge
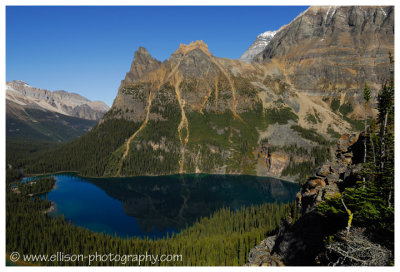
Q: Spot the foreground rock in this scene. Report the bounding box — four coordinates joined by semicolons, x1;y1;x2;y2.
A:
298;133;363;213
246;133;374;266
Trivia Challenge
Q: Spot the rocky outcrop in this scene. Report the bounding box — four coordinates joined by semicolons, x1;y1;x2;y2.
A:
247;132;366;266
70;103;105;120
256;142;313;179
254;6;394;93
246;235;284;266
298;133;363;213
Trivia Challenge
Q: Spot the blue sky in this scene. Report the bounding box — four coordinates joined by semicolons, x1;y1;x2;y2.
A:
6;6;308;106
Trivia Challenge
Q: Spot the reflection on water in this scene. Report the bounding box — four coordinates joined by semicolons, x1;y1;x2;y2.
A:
33;173;299;238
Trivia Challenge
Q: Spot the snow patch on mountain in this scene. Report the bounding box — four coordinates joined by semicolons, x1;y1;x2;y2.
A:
239;30;277;63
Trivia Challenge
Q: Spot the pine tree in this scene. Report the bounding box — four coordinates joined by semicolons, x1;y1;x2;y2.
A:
362;82;371;188
376;53;394;207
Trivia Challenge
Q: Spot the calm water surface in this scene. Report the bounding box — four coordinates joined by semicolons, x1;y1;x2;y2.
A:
25;173;299;239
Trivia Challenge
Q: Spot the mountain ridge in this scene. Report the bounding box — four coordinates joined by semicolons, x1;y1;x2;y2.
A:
6;80;109;120
6;80;109;142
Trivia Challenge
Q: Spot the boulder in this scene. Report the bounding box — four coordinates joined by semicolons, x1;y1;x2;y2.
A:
326;172;339;184
262;235;276;252
308;178;326;188
316;164;331;177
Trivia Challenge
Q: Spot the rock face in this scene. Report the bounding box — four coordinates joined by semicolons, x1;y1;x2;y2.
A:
254;6;394;93
6;80;109;120
246;132;366;266
266;152;290;177
240;30;277;63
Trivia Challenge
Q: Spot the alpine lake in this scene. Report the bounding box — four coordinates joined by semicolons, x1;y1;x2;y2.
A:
24;173;299;239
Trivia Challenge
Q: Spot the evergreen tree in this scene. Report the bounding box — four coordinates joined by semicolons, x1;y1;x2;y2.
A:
362;82;371;188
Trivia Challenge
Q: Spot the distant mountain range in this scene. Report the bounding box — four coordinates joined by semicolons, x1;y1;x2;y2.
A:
6;80;109;142
24;6;394;179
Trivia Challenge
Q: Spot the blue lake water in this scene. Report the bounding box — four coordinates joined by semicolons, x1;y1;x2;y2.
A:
25;173;299;239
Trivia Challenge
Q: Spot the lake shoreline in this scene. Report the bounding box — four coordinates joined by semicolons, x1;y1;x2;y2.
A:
24;171;297;184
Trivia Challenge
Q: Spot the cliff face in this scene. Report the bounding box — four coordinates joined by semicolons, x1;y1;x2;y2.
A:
254;6;394;93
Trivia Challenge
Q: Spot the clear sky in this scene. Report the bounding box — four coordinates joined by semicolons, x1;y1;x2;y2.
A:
6;6;308;106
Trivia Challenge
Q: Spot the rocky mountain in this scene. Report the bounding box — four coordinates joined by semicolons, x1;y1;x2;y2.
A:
6;81;109;142
253;6;394;93
27;6;394;179
240;30;278;63
6;80;109;120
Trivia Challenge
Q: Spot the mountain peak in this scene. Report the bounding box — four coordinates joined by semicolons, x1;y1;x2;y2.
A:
173;40;211;57
122;47;162;85
132;46;159;65
134;46;151;58
240;30;278;63
10;80;31;87
257;30;277;39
